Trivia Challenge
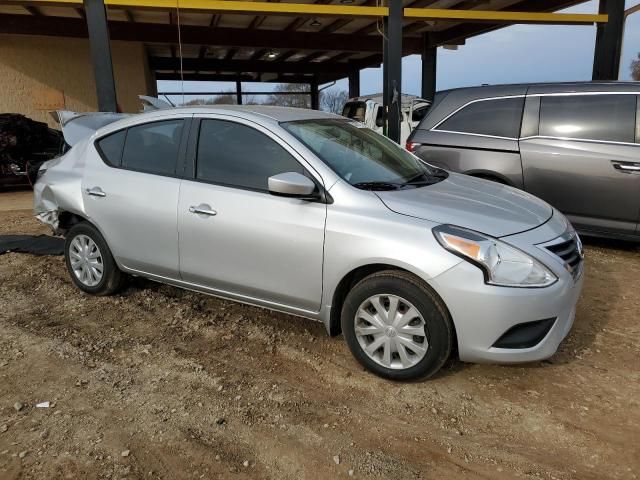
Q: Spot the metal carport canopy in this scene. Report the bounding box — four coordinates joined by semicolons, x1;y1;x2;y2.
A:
0;0;609;142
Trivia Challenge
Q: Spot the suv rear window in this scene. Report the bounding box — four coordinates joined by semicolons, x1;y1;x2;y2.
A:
538;94;636;143
436;97;524;138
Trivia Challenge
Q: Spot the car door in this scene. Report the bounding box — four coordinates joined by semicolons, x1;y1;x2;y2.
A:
519;93;640;236
177;116;327;312
83;115;190;277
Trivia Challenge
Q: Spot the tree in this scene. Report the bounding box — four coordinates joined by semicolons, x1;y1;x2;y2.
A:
183;94;259;106
631;53;640;81
265;83;310;108
182;93;235;106
321;88;348;115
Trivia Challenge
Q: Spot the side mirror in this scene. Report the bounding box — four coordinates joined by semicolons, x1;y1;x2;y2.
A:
268;172;317;199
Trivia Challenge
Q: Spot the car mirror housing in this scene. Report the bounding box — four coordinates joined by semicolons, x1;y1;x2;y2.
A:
268;172;317;198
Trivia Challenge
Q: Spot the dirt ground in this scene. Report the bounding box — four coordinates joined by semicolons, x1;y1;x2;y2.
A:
0;192;638;480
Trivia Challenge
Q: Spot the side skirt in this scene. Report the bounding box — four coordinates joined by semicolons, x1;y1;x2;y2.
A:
119;265;325;324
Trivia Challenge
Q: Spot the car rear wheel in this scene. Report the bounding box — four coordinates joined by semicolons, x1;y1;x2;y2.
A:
341;270;453;380
64;222;125;296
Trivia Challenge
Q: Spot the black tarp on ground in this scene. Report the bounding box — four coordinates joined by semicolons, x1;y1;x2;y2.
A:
0;235;64;256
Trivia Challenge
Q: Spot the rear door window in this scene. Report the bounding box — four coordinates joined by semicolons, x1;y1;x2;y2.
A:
538;94;636;143
436;97;524;138
120;120;184;176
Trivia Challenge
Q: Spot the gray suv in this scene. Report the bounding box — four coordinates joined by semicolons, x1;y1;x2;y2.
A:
407;82;640;240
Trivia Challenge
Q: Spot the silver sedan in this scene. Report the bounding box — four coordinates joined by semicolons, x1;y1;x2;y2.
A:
34;106;584;380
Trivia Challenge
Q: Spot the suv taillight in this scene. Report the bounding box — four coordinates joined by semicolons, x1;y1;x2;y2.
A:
406;141;420;153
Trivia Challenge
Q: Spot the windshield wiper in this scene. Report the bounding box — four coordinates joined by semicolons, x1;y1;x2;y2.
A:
353;181;401;191
400;169;449;187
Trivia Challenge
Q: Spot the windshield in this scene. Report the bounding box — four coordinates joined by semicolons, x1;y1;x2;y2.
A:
281;119;447;190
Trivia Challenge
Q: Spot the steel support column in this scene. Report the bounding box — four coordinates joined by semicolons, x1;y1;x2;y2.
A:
310;78;319;110
236;80;243;105
83;0;117;112
382;17;389;137
592;0;625;80
348;62;360;98
383;0;402;143
421;33;437;102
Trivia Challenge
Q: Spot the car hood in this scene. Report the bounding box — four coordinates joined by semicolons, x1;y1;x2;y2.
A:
375;172;552;237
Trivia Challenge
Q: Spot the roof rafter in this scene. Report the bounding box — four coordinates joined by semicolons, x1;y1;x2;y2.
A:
0;14;423;53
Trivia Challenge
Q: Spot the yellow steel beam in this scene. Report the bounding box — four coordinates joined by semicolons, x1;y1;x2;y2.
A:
404;8;608;25
5;1;610;23
8;0;388;17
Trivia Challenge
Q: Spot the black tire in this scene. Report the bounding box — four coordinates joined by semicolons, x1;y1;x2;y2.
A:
341;270;453;381
64;222;125;296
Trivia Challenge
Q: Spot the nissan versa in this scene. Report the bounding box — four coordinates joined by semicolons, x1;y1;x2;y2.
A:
34;106;584;380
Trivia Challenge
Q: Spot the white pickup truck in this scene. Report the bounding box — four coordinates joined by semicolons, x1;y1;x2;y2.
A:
341;94;431;145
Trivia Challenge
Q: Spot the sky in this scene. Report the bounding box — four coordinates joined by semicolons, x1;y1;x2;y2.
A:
158;0;640;104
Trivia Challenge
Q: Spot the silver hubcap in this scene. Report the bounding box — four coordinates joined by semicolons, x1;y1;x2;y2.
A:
69;234;103;287
354;294;428;370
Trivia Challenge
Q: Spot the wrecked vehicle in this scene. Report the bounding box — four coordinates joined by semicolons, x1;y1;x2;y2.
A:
0;113;64;188
34;105;584;380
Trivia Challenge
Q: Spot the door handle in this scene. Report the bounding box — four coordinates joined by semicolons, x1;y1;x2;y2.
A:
86;187;106;197
612;162;640;173
189;205;217;216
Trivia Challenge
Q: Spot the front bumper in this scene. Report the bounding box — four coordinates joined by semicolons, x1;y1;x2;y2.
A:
428;226;584;364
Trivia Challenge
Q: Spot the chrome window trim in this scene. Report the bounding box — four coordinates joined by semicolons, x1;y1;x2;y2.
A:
428;129;518;141
525;92;640;145
519;135;640;147
431;94;525;138
431;92;640;144
528;91;639;97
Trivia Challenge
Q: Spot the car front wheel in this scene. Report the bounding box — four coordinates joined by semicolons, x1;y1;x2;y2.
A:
64;222;125;296
341;270;453;380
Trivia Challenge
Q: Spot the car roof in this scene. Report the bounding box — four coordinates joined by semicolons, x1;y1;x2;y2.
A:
437;81;640;96
136;105;342;123
88;105;344;141
417;81;640;131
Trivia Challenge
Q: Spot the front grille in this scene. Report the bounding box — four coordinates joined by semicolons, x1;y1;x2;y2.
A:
545;235;583;279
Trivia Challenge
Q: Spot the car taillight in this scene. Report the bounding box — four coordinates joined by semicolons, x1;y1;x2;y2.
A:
406;141;420;153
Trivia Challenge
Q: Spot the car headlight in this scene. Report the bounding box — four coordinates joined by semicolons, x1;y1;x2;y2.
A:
433;225;557;288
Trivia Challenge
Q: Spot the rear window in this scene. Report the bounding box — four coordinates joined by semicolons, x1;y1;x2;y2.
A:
342;102;367;122
436;97;524;138
538;94;636;143
412;105;430;122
